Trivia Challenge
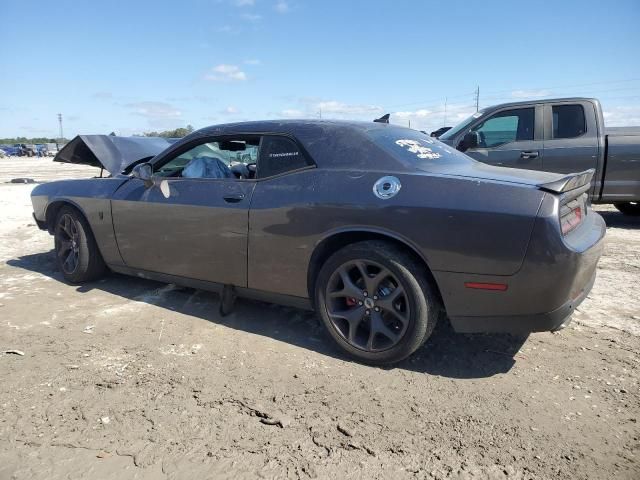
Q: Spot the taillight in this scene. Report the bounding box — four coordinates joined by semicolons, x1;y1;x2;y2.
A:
560;194;587;235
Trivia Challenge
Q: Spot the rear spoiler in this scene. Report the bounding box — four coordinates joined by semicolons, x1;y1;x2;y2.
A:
538;169;595;194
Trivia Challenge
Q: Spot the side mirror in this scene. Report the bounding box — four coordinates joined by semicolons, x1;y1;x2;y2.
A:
459;131;479;151
132;162;153;187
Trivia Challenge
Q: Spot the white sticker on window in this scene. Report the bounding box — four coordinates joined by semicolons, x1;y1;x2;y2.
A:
395;139;442;160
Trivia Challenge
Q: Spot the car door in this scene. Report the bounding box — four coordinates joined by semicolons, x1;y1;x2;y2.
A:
464;105;544;170
247;135;317;298
110;136;258;287
541;101;599;174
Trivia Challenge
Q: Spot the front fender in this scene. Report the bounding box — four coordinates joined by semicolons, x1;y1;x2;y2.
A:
31;178;130;265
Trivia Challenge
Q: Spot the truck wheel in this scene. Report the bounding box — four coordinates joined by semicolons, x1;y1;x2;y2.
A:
54;206;106;283
315;240;439;365
614;202;640;216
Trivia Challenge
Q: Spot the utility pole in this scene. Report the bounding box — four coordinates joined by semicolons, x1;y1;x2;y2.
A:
443;97;448;126
474;86;480;112
57;113;64;143
318;107;322;119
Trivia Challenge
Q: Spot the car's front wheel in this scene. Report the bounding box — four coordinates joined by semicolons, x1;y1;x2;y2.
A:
54;206;106;283
315;240;439;365
614;201;640;216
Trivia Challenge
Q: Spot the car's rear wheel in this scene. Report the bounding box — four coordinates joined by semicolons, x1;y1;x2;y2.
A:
315;240;439;365
54;206;106;283
614;201;640;216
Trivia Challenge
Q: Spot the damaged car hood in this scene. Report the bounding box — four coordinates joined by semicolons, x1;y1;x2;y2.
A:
54;135;174;175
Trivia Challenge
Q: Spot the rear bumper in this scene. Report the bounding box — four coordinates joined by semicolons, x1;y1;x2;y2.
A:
435;198;605;334
448;266;596;333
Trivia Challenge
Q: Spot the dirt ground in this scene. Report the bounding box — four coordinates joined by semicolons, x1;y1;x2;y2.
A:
0;157;638;480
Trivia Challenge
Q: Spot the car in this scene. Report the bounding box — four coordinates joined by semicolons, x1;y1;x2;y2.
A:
0;145;21;156
45;143;60;157
31;121;605;364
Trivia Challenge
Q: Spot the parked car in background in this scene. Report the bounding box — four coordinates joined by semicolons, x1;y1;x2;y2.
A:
13;144;27;156
0;145;22;156
31;122;605;364
45;143;59;157
439;97;640;215
35;144;48;157
430;126;452;138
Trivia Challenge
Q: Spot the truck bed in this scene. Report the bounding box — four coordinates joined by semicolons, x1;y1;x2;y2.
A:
600;129;640;202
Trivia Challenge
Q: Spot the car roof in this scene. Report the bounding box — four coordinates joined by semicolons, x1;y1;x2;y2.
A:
188;119;414;171
197;119;392;135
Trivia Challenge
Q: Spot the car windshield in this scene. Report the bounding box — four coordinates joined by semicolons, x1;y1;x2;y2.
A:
439;110;486;141
365;126;473;169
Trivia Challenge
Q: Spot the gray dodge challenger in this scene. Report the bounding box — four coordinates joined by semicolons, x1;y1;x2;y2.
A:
31;120;606;364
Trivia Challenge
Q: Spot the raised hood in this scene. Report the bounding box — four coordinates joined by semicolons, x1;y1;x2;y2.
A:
54;135;174;175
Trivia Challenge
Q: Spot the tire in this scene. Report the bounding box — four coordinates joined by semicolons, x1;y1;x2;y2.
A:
53;206;106;283
614;202;640;216
315;240;439;365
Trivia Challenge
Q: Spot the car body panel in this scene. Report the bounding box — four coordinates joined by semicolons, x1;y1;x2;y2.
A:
248;169;545;299
31;120;606;334
54;135;174;175
31;178;128;265
111;177;255;286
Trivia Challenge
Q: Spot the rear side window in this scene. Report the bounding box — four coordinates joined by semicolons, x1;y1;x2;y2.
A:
552;105;586;139
258;136;311;178
365;126;472;167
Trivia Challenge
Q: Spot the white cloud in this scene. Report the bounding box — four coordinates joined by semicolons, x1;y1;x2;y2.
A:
511;89;552;99
221;106;240;114
92;91;113;100
217;25;237;34
125;101;183;128
243;59;261;65
240;13;262;21
126;101;182;119
315;100;382;116
204;64;247;82
280;109;304;117
602;105;640;126
274;1;290;13
388;102;475;132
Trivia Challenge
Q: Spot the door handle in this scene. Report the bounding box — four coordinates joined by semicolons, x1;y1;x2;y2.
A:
223;193;245;203
520;150;539;159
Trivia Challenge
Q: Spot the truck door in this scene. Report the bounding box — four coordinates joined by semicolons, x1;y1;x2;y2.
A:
464;105;544;170
541;102;599;174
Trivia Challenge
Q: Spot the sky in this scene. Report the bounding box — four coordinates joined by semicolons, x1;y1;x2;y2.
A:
1;0;639;138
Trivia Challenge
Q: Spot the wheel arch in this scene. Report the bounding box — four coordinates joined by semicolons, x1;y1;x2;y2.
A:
307;228;444;311
45;199;89;234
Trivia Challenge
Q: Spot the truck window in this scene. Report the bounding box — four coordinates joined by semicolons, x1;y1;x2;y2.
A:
552;105;586;139
472;108;534;148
